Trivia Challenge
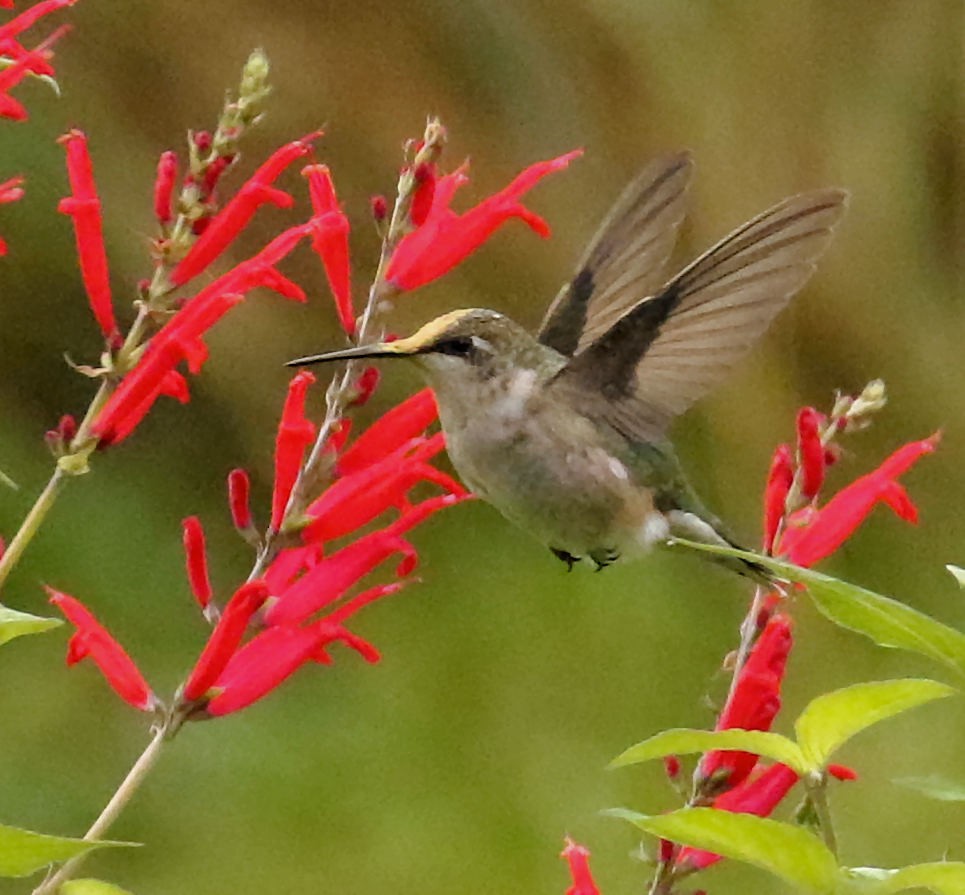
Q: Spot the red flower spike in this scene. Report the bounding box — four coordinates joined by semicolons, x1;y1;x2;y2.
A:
410;161;436;227
561;839;601;895
183;580;270;702
699;614;793;791
386;149;582;291
57;130;119;345
303;164;354;336
780;434;938;567
270;371;317;530
227;467;253;532
154;150;177;226
265;493;462;626
337;388;439;475
302;432;467;544
170;137;317;286
348;366;380;408
762;443;793;553
796;407;825;500
47;587;156;712
677;763;801;871
181;516;212;610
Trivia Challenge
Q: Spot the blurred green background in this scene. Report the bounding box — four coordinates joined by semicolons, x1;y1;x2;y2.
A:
0;1;963;893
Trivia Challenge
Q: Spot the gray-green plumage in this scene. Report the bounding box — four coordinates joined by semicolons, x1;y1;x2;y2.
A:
289;153;848;572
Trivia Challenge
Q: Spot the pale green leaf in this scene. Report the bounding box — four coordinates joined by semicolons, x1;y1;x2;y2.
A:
0;607;62;647
0;824;133;878
610;728;806;773
607;807;839;894
844;862;965;895
946;566;965;589
62;880;135;895
0;467;16;490
893;775;965;802
669;541;965;677
794;679;956;769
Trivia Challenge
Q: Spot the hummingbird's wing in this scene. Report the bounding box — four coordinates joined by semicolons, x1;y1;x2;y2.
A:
537;152;694;357
550;189;848;443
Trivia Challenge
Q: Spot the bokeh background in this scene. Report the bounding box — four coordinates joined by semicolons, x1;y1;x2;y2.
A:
0;1;963;893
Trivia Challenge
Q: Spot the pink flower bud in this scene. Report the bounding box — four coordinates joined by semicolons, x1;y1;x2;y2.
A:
182;516;213;610
796;407;826;500
153;150;177;226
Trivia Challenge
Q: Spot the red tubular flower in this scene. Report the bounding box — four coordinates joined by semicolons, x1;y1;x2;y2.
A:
270;371;317;530
170;136;318;286
182;580;270;702
762;443;793;553
779;434;938;567
698;614;793;791
265;494;463;626
796;407;825;500
47;587;156;711
561;839;601;895
385;149;583;291
302;432;467;543
303;164;354;335
93;222;315;446
154;150;177;226
227;467;253;532
677;763;801;871
348;366;380;408
336;388;439;475
57;130;119;344
182;516;212;610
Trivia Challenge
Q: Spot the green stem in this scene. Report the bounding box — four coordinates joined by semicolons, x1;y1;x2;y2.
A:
0;467;68;596
32;723;169;895
805;775;838;857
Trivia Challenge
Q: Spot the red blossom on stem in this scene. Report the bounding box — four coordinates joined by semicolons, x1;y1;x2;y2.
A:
57;129;119;345
348;366;380;408
0;175;24;255
303;163;354;335
0;0;75;42
182;580;269;702
47;587;156;712
779;434;938;567
270;371;317;530
698;614;793;792
227;467;253;532
153;150;177;226
182;516;212;612
561;839;601;895
796;407;826;500
170;136;318;286
410;161;436;227
385;149;582;291
762;443;793;553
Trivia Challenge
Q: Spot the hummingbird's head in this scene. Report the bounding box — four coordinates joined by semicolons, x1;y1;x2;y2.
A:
288;308;554;393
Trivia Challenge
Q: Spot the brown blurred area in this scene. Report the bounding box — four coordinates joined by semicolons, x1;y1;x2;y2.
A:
0;2;962;894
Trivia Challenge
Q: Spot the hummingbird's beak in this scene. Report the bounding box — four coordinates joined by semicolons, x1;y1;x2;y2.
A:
286;335;423;367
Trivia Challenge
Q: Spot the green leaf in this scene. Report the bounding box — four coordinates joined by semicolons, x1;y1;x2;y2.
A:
610;728;806;773
0;824;133;878
607;807;839;894
844;862;965;895
946;565;965;589
62;880;135;895
794;679;956;769
893;775;965;802
670;541;965;677
0;606;62;647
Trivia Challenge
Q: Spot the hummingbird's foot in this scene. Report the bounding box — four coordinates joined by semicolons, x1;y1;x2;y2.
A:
589;547;620;571
550;547;581;571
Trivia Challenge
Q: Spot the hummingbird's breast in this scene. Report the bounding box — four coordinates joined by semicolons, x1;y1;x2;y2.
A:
435;368;669;562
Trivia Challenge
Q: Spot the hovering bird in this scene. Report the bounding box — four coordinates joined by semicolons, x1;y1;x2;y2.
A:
289;154;847;573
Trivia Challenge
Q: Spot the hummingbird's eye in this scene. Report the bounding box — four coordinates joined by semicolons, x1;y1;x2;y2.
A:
436;337;475;358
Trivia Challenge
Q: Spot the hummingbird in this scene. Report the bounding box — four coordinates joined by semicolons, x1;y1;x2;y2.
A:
289;153;847;574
